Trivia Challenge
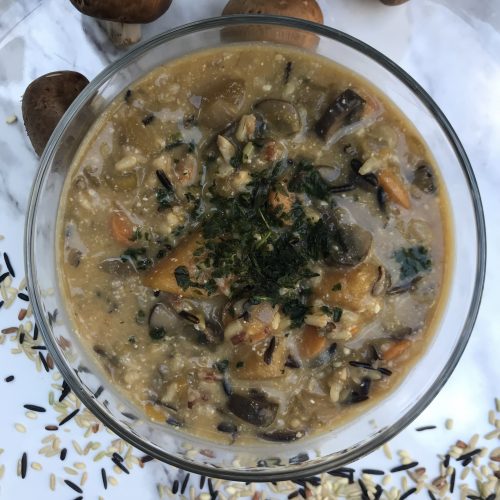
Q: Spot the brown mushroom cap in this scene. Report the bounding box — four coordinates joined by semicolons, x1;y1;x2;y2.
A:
379;0;410;5
222;0;324;49
22;71;89;156
69;0;173;24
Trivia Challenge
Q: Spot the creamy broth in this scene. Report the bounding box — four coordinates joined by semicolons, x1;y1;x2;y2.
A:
58;44;451;443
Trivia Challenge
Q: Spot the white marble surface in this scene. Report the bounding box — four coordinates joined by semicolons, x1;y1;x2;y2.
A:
0;0;499;498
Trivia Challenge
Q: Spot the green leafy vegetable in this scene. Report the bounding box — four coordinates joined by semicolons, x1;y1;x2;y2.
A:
149;326;166;340
174;266;191;290
394;246;432;281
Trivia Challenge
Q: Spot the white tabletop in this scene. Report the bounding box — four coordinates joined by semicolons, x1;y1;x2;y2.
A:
0;1;499;498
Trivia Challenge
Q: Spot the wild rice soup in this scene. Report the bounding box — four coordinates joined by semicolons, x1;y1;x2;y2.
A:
58;44;451;443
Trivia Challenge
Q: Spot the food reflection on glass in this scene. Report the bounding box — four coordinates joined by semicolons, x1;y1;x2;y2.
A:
58;44;451;444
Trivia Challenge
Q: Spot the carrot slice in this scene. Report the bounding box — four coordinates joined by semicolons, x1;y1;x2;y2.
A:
382;339;411;361
299;325;327;359
378;168;411;209
110;211;134;245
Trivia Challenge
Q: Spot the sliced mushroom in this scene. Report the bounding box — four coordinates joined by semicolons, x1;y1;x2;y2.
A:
22;71;89;156
254;99;301;137
227;391;278;427
412;164;437;194
198;79;246;130
148;303;179;335
315;89;366;141
259;429;304;442
325;222;373;267
99;258;135;276
69;0;173;46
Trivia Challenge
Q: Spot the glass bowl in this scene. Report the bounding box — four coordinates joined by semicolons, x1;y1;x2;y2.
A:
24;15;486;481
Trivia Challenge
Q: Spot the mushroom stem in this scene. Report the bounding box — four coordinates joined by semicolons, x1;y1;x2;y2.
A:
97;20;142;46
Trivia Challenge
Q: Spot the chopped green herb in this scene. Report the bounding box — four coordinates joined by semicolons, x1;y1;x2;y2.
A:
174;266;191;290
121;247;153;271
235;361;244;369
333;307;343;322
288;161;331;200
332;283;342;291
149;326;166;340
128;336;137;344
214;360;229;373
394;246;432;281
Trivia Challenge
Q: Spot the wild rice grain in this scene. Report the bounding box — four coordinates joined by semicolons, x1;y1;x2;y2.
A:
21;452;27;478
5;375;14;382
400;487;417;499
39;352;50;372
60;448;67;461
416;426;437;432
172;479;179;494
64;479;83;493
3;252;15;277
24;404;46;413
50;473;56;491
17;292;29;301
101;468;108;489
391;462;419;473
59;409;79;426
181;473;190;494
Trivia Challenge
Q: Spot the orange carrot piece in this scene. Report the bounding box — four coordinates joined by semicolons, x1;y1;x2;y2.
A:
299;325;327;359
110;211;134;245
378;168;411;209
382;339;411;361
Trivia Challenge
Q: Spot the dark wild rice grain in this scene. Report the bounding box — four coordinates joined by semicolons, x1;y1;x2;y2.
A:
349;361;373;369
59;380;71;402
444;454;450;467
33;324;39;340
358;479;369;498
172;479;179;494
0;300;4;309
450;467;456;493
112;457;129;474
60;448;67;461
140;455;153;464
21;452;27;478
94;385;104;399
181;473;190;494
39;352;50;372
298;488;306;499
17;292;29;301
390;461;419;473
24;404;46;413
5;375;14;382
427;490;437;500
374;485;383;500
362;468;385;475
378;367;393;376
45;425;58;431
1;327;18;334
73;497;83;500
288;492;299;499
19;332;25;344
59;408;79;426
112;452;124;463
3;252;15;277
208;478;215;496
178;310;199;324
263;336;276;365
101;468;108;489
0;272;9;283
199;475;206;489
400;488;417;499
31;345;47;350
210;492;218;500
64;479;83;494
156;169;174;191
142;114;154;126
416;425;437;432
458;448;481;461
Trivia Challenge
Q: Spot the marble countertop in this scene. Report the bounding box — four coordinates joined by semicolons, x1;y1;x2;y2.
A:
0;0;499;498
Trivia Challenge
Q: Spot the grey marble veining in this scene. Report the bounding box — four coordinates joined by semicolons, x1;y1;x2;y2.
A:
0;1;499;498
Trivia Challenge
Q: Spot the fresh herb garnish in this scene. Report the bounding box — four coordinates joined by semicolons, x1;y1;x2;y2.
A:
332;282;342;291
174;266;191;290
121;247;152;271
156;187;174;211
394;246;432;281
288;161;332;200
333;306;343;322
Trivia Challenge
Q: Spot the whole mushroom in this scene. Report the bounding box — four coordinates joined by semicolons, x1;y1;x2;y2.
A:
69;0;173;46
379;0;410;5
222;0;324;49
22;71;89;156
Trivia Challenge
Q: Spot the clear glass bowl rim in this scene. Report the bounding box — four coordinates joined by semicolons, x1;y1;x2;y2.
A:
24;14;487;481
